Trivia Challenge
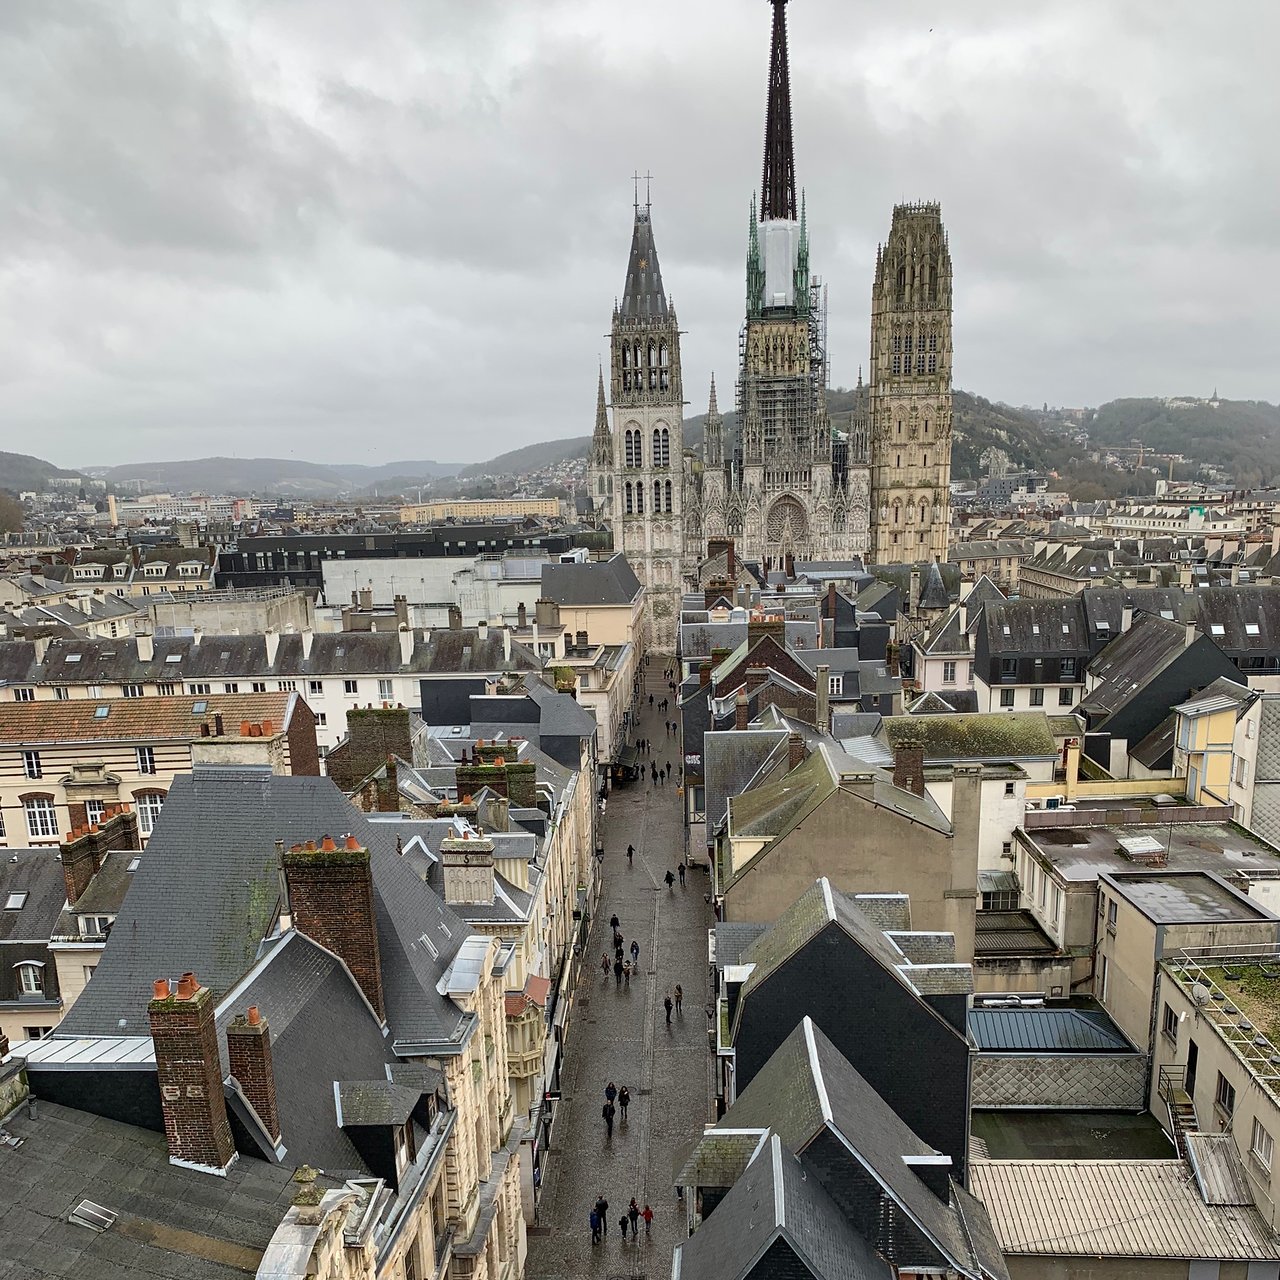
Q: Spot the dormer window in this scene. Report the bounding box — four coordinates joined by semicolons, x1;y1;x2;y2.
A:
144;564;166;578
16;961;44;996
79;914;113;938
113;563;128;579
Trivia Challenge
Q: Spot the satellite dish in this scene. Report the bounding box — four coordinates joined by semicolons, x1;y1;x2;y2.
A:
1191;984;1210;1006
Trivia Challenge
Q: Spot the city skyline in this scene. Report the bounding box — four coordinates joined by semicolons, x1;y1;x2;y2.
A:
1;0;1275;468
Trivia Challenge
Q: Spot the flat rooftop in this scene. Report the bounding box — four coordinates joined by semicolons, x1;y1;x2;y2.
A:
1023;820;1280;884
1106;871;1275;924
971;1109;1175;1161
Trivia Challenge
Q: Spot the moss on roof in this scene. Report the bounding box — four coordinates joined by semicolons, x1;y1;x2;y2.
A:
881;711;1056;760
728;748;835;838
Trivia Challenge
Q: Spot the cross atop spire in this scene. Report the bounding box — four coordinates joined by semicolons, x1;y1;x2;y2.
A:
760;0;797;222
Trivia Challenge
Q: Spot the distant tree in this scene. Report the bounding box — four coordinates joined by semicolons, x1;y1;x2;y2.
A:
0;491;24;533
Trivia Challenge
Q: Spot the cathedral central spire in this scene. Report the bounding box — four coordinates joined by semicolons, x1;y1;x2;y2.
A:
760;0;797;222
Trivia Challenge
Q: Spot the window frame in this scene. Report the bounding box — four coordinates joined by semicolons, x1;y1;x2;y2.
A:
1252;1117;1274;1171
22;750;42;780
24;795;58;841
1215;1071;1236;1118
136;746;157;775
1161;1002;1178;1043
135;791;167;837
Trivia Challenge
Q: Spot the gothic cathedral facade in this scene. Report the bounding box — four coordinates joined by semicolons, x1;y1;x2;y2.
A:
589;0;953;650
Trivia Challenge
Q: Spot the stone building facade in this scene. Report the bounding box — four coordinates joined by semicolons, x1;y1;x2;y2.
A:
589;1;954;648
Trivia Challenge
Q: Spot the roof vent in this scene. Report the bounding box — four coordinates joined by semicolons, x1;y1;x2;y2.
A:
70;1200;117;1232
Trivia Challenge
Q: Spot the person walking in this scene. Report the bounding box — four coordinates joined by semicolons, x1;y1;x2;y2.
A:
610;913;620;932
605;1081;617;1106
666;760;672;778
623;959;631;988
619;1213;629;1241
628;1200;640;1236
642;1204;654;1234
618;1084;630;1122
664;992;673;1025
630;939;640;965
590;1208;600;1244
649;693;654;707
600;953;610;979
614;957;623;988
664;869;675;890
602;1099;615;1139
626;844;634;865
596;1194;609;1236
677;862;686;887
675;983;683;1015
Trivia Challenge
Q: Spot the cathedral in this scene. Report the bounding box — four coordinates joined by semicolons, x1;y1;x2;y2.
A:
589;0;954;648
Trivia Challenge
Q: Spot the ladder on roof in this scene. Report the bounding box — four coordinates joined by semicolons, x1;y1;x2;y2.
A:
1158;1064;1199;1158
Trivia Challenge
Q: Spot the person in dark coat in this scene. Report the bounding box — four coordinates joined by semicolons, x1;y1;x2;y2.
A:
590;1209;601;1244
603;1100;615;1138
614;957;623;987
618;1084;631;1120
664;869;675;889
664;992;673;1024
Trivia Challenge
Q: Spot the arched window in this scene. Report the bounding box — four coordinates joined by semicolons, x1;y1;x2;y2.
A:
920;503;928;525
625;482;634;514
659;342;668;367
134;790;167;837
621;347;630;369
624;428;642;469
916;354;926;375
597;477;605;495
652;426;670;468
892;504;900;525
17;961;44;996
636;484;644;514
647;342;656;368
653;480;662;511
665;480;673;512
633;342;642;371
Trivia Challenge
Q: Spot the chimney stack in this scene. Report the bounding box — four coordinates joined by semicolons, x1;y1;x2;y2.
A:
135;631;154;663
788;732;806;771
226;1005;280;1145
735;689;750;731
535;598;561;629
909;566;922;617
815;663;831;732
699;661;712;689
517;602;527;628
60;809;141;906
892;733;927;798
447;604;463;631
440;829;496;906
149;973;237;1174
264;628;279;667
398;623;413;666
1185;619;1200;649
394;594;410;628
1121;604;1134;633
284;836;385;1020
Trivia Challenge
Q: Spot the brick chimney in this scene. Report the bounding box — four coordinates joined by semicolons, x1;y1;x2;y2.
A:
440;829;496;906
226;1005;280;1145
284;836;385;1021
892;733;926;797
699;661;712;689
149;973;237;1174
735;690;750;731
60;808;141;907
788;732;806;771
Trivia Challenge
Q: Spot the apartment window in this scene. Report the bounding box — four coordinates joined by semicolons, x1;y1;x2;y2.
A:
828;675;843;697
1030;688;1044;707
1215;1072;1236;1118
83;964;97;985
136;792;166;837
942;661;957;684
136;746;157;775
54;687;70;701
315;712;327;727
378;679;394;700
121;684;144;698
1000;658;1017;678
22;750;42;779
1106;898;1118;932
251;681;267;693
1059;687;1075;706
22;1026;51;1040
1162;1002;1179;1043
85;799;105;826
13;687;35;702
187;683;210;695
309;680;324;696
17;963;44;997
1050;883;1061;924
1235;757;1249;788
25;796;58;841
277;680;296;692
344;680;359;695
224;682;240;694
1004;782;1016;797
79;915;112;938
158;682;179;697
1252;1118;1274;1171
1000;690;1015;708
1059;657;1076;680
86;685;102;697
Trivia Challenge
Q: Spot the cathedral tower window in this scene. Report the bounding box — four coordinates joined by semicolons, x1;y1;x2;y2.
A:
653;426;670;468
665;480;673;512
648;342;656;368
920;503;928;525
624;482;634;514
904;334;913;354
928;355;937;373
653;480;662;511
916;355;926;374
625;428;642;468
636;484;645;514
622;347;630;368
928;333;938;352
659;342;668;366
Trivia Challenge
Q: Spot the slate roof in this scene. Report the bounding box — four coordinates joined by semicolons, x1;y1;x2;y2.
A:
0;691;296;744
619;207;668;320
540;553;642;606
729;746;834;839
978;597;1089;655
713;922;769;968
0;629;540;688
64;850;136;919
716;1020;1005;1280
702;729;788;836
59;767;474;1056
0;848;67;943
0;1098;333;1280
1078;614;1189;721
671;1133;891;1280
919;560;950;610
919;607;968;655
908;690;979;715
880;711;1056;761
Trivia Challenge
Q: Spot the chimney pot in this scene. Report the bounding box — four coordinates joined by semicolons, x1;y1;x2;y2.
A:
153;978;170;1000
320;834;336;851
240;720;252;736
262;719;273;737
247;1005;261;1026
304;839;316;851
176;971;198;1000
345;835;360;851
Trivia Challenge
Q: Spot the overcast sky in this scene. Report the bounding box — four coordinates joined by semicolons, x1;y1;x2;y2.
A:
1;0;1276;469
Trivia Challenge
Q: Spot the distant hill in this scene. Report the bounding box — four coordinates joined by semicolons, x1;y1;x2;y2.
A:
0;451;83;493
91;456;462;496
458;436;590;479
1084;397;1280;486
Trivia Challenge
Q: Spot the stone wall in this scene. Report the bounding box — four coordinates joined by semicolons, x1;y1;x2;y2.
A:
972;1051;1147;1110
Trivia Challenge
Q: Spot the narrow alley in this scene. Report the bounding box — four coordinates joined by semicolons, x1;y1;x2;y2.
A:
527;663;711;1279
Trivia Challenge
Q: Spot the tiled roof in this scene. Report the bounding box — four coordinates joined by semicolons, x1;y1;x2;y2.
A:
0;691;295;744
0;848;67;943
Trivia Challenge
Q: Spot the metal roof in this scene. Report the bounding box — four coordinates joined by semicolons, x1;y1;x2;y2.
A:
969;1159;1280;1259
968;1008;1133;1054
1185;1133;1255;1207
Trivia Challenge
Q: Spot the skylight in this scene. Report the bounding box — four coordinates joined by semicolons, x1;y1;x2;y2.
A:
94;706;110;719
66;653;81;663
1211;624;1225;636
165;654;182;663
192;700;208;713
4;892;27;910
127;857;141;872
1246;623;1261;636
